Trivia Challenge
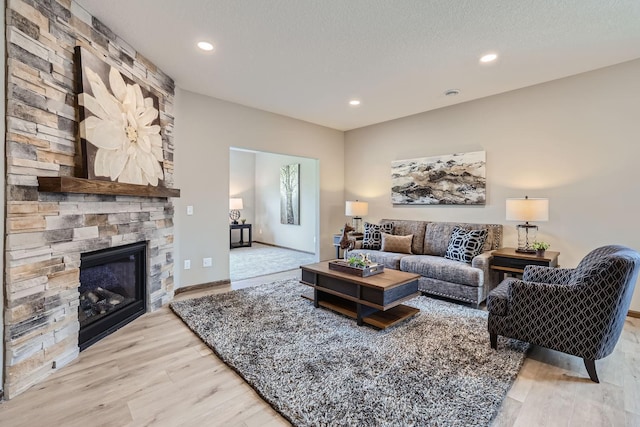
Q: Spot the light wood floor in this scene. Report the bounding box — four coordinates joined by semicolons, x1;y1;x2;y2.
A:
0;269;639;427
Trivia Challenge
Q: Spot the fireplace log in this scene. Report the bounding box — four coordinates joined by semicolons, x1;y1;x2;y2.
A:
79;287;128;321
85;291;99;303
96;287;125;305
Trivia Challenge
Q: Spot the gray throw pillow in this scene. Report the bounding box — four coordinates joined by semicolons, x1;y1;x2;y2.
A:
362;222;393;250
444;226;488;263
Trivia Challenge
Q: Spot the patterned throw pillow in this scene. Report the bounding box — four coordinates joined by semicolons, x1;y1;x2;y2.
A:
362;222;394;250
444;226;488;264
381;233;413;254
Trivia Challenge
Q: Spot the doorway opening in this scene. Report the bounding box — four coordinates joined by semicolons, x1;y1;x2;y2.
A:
229;148;319;283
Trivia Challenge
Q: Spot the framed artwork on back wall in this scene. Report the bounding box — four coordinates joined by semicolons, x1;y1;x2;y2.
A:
280;163;300;225
391;151;486;205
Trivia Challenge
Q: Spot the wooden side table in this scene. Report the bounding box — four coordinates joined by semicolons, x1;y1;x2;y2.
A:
491;247;559;279
230;223;252;249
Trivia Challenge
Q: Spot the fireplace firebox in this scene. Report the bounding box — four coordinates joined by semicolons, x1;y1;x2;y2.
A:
78;242;147;350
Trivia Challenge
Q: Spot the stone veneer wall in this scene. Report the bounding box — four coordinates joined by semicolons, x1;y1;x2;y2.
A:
4;0;176;398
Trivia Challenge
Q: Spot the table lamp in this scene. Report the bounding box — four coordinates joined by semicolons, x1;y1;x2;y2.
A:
506;196;549;253
229;198;243;224
345;200;368;234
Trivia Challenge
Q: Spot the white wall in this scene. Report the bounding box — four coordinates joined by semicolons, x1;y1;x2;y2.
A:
254;152;318;253
230;149;256;226
345;59;640;311
173;89;344;289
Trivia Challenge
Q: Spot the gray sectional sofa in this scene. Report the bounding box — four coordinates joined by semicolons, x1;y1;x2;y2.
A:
348;219;503;308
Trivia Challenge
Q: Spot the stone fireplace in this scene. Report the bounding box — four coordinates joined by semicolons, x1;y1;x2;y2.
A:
4;0;178;398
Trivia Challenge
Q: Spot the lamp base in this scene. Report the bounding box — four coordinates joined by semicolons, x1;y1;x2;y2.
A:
229;209;241;224
351;217;363;234
516;223;538;254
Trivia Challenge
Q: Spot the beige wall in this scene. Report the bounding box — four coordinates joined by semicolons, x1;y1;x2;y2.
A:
345;59;640;311
173;89;344;289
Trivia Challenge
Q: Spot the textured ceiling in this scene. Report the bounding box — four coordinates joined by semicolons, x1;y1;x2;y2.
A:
76;0;640;131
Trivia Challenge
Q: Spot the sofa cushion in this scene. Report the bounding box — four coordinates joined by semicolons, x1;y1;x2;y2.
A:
424;222;499;256
381;233;413;254
347;249;407;270
400;255;483;287
380;219;428;255
444;226;488;264
362;222;393;250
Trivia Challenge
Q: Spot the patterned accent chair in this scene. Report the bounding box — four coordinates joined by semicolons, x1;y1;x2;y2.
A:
487;245;640;382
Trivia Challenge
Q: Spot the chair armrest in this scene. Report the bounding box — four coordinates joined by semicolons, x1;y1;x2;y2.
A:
522;266;574;284
487;278;518;315
508;279;579;322
509;279;572;298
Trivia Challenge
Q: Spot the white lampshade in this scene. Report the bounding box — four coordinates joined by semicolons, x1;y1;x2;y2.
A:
229;198;244;210
345;200;368;217
506;197;549;222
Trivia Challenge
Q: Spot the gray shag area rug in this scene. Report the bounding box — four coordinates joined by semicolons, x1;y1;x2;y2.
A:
170;280;528;427
230;243;316;281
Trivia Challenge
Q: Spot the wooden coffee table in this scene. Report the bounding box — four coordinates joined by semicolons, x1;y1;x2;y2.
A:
300;261;421;329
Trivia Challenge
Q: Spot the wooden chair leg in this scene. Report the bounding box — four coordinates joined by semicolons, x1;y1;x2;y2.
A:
584;358;599;383
490;333;497;349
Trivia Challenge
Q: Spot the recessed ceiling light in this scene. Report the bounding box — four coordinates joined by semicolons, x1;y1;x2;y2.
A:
444;89;460;96
480;53;498;63
197;41;214;51
349;100;361;106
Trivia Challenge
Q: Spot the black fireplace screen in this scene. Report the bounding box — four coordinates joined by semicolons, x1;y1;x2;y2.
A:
78;242;147;350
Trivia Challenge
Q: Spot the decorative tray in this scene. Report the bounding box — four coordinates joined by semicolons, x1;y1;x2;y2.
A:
328;260;384;277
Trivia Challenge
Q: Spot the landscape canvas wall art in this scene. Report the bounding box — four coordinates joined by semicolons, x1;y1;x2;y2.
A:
280;163;300;224
391;151;486;205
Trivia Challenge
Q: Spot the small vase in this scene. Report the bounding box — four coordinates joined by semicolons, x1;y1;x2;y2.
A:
536;249;545;257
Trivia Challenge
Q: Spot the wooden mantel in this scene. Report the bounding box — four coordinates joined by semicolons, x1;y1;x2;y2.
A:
38;176;181;198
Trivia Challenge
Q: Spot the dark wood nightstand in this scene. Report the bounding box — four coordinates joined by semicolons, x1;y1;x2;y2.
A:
230;223;252;249
491;247;560;279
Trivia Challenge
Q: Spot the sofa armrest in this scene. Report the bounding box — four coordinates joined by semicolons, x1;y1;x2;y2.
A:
522;266;574;284
472;251;500;299
472;250;492;269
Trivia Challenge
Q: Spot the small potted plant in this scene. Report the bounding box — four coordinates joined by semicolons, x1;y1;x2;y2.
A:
532;241;550;257
240;218;246;224
347;253;370;268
